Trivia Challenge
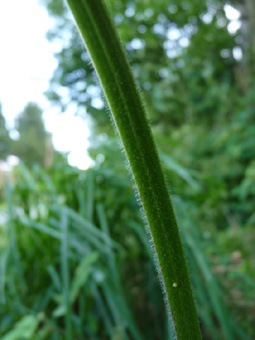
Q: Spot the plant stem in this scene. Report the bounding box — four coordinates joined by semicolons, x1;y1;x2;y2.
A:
65;0;202;338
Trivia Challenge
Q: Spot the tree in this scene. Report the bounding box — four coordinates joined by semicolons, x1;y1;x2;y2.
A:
231;0;255;84
13;103;50;167
0;103;11;161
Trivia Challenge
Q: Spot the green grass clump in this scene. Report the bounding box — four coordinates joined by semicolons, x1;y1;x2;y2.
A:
0;162;252;339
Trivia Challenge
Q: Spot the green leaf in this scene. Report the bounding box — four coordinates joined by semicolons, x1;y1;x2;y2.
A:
2;315;39;340
160;151;201;191
70;252;99;303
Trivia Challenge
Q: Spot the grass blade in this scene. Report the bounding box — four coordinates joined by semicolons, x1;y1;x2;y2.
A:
60;211;72;340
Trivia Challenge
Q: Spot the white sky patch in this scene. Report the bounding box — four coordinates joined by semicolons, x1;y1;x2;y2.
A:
130;38;145;50
224;4;240;21
224;4;241;35
0;155;19;172
91;98;104;109
0;0;92;170
167;27;181;40
44;107;93;170
201;12;213;24
179;37;189;48
233;46;243;60
227;20;241;35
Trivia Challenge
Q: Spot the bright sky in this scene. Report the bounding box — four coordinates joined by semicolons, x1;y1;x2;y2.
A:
0;0;92;169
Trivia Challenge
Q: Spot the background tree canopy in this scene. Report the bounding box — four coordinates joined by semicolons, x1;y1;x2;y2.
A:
12;103;50;167
0;0;255;339
43;0;255;226
0;104;12;161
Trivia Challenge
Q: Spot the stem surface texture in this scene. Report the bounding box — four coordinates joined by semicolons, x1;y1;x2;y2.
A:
65;0;202;339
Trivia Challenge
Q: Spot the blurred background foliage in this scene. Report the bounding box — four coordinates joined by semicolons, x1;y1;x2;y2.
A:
0;0;255;339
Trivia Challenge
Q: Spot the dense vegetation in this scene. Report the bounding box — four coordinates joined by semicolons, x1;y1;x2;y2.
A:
0;0;255;339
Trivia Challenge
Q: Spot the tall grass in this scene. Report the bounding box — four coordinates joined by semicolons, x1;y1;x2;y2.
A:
0;162;251;339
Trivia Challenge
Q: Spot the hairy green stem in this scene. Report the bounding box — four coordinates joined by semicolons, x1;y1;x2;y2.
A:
65;0;202;338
